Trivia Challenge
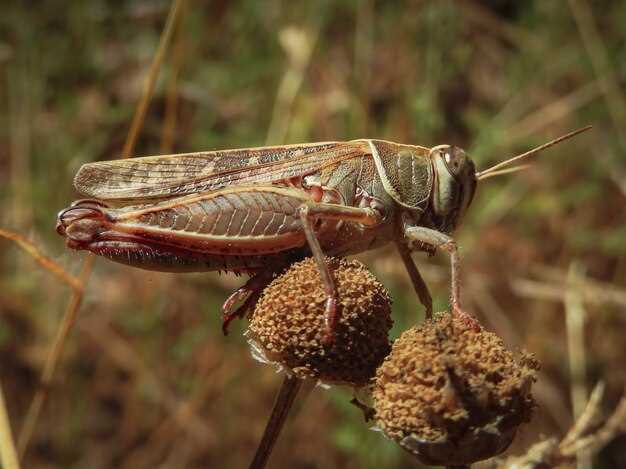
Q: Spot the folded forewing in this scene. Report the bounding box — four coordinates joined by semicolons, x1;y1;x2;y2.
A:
74;141;370;201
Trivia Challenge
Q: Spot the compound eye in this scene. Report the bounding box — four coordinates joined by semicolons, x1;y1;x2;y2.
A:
442;147;465;177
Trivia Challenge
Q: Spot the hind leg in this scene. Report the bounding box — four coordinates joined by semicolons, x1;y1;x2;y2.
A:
296;202;383;344
221;269;278;335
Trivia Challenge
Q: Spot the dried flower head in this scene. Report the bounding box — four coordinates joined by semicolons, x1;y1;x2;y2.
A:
247;257;393;387
373;312;540;466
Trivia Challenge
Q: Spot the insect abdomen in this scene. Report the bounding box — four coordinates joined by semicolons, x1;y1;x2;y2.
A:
134;189;302;239
86;186;310;257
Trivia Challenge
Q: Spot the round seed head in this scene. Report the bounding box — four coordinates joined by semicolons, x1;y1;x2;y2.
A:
373;312;540;466
247;257;393;387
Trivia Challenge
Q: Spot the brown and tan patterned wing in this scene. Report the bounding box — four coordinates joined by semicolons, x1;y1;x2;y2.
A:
74;141;369;202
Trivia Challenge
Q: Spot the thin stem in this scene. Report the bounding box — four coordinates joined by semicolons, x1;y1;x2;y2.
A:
0;380;20;469
17;255;93;456
565;262;590;469
160;0;186;153
122;0;186;157
0;229;81;291
249;375;303;469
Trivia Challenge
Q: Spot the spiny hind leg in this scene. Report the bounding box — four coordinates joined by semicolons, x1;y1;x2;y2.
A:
395;241;433;319
221;269;278;335
297;202;383;344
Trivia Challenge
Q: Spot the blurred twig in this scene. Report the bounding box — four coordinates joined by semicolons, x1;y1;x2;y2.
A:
351;0;373;135
495;383;626;468
565;262;590;469
265;24;320;145
123;0;186;157
0;229;81;291
0;229;90;457
512;263;626;308
160;0;187;153
568;0;626;149
562;382;605;450
17;255;93;456
0;380;20;469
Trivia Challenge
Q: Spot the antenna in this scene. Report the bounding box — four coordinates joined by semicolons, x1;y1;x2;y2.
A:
475;125;592;181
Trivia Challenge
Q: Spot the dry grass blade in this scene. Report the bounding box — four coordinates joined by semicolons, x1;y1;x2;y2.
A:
511;275;626;308
568;0;626;147
0;229;81;291
160;0;187;153
0;380;21;469
495;382;626;468
265;23;320;145
562;395;626;455
565;262;590;468
15;0;187;460
561;382;605;449
17;255;93;456
122;0;186;158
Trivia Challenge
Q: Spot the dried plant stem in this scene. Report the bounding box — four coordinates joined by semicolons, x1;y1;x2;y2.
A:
17;255;93;457
568;0;626;148
565;262;590;469
160;0;187;153
122;0;186;157
0;229;81;291
562;382;605;450
351;0;373;135
265;23;320;145
495;383;626;468
249;375;303;469
0;229;88;457
0;380;20;469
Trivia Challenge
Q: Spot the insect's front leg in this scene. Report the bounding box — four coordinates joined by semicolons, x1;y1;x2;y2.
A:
297;202;383;344
402;226;462;315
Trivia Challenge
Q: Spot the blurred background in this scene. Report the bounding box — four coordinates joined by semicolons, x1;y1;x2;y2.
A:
1;1;625;468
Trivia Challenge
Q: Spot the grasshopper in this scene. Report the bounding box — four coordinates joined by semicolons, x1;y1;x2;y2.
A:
56;126;591;341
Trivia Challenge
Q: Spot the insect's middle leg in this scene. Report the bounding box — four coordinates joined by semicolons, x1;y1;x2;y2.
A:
297;202;383;344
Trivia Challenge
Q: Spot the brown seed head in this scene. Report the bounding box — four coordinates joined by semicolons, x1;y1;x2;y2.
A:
373;312;540;466
247;257;393;387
